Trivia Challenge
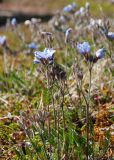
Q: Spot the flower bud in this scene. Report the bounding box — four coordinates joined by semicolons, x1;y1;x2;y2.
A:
96;48;106;59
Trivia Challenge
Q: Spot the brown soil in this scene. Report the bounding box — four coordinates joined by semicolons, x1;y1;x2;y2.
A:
0;0;65;15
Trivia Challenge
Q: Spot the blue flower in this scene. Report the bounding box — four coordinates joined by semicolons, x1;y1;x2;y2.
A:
107;32;114;40
72;2;77;9
34;57;41;64
34;48;56;64
63;2;77;13
0;36;7;46
77;42;91;54
79;7;85;15
28;42;38;50
65;28;72;37
65;28;72;43
11;18;17;26
96;48;106;59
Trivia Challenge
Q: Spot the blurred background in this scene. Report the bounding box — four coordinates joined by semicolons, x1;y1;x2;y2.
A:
0;0;114;25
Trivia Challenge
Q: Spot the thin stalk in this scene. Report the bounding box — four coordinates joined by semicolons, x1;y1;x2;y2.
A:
57;109;60;160
88;66;92;103
85;65;92;160
80;81;89;109
46;66;52;159
3;48;8;73
65;44;69;72
89;65;95;160
86;97;89;160
51;64;57;131
108;42;114;63
52;90;57;130
60;82;67;158
40;131;49;160
61;99;65;132
80;80;89;160
60;82;65;132
66;83;76;106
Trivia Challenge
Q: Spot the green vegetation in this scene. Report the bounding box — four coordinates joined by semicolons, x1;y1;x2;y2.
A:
0;1;114;159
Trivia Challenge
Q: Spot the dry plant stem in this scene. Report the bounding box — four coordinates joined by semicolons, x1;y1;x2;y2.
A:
15;28;25;44
72;13;76;26
50;82;57;155
46;68;50;135
66;83;76;107
89;65;95;160
65;45;69;72
57;109;60;160
86;65;92;160
77;83;82;106
57;81;65;158
3;48;8;73
91;31;96;47
3;46;15;72
11;56;16;71
80;80;89;160
82;91;89;160
46;66;52;158
88;66;92;102
51;65;57;130
86;64;95;160
46;65;52;157
60;82;65;132
108;42;114;63
52;90;57;130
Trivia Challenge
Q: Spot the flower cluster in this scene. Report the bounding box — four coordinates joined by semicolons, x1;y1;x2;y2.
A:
28;42;38;50
77;42;105;61
75;2;90;17
77;42;91;55
107;32;114;40
11;18;17;27
63;2;77;13
34;48;56;65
